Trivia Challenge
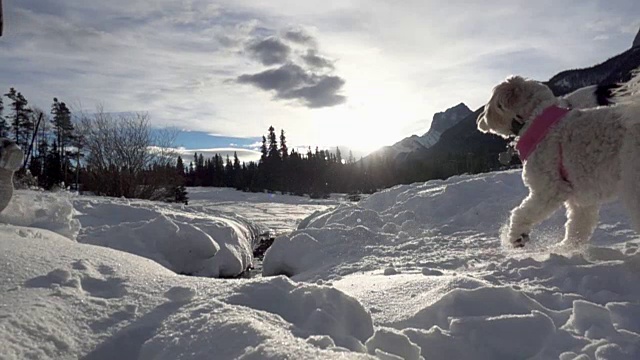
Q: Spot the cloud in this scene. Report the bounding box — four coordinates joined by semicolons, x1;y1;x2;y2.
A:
237;24;345;108
245;36;291;65
301;49;334;69
179;148;262;163
282;28;316;46
243;141;263;149
237;63;310;91
3;0;640;152
237;63;345;108
281;75;346;107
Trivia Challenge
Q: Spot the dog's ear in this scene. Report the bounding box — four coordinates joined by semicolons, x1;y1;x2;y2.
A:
495;76;526;111
477;107;491;133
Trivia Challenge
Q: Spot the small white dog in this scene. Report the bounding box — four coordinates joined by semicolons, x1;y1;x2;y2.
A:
0;138;24;214
477;71;640;248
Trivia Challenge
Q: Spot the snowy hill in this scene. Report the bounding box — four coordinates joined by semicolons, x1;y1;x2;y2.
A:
263;170;640;359
2;171;640;359
366;103;471;161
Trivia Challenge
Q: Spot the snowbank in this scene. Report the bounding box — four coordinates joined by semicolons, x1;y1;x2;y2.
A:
74;196;262;277
0;187;333;279
265;170;640;358
264;171;528;281
0;188;283;278
0;190;80;239
0;227;378;359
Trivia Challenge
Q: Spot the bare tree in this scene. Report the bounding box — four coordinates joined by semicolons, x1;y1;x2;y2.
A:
81;107;181;200
23;107;45;169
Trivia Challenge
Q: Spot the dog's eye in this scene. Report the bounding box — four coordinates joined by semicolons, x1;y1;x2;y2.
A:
497;103;503;110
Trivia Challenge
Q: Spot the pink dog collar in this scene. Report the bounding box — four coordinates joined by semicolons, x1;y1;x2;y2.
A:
515;105;571;183
515;105;570;161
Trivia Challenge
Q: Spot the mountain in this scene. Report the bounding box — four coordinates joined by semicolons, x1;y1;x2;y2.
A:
634;28;640;48
547;46;640;96
365;103;472;162
392;33;640;183
423;103;473;146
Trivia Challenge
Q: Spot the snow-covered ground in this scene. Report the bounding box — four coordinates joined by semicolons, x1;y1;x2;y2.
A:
2;171;640;359
186;187;342;237
0;187;336;279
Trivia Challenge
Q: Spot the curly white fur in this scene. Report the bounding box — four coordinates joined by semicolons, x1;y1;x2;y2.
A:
0;138;24;214
478;71;640;248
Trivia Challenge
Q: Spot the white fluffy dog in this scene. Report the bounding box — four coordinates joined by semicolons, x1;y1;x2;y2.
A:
477;72;640;248
0;138;24;214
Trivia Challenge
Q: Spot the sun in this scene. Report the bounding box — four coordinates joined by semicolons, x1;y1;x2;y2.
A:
309;105;406;155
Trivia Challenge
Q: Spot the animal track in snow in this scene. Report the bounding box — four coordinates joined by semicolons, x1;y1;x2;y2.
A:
26;260;127;299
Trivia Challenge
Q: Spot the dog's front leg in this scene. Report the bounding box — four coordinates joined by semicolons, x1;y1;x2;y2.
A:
561;202;599;247
507;191;564;247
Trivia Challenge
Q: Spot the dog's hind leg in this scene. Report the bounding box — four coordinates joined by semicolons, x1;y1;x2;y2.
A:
507;190;564;247
561;202;599;247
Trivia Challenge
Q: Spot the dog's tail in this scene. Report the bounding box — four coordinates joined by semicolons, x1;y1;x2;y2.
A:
614;68;640;126
618;68;640;231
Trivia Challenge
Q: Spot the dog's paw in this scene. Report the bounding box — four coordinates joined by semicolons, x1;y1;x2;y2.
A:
511;233;530;248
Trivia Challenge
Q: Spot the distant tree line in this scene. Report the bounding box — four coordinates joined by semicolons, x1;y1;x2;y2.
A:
180;126;392;197
0;88;186;203
1;87;502;202
179;125;500;197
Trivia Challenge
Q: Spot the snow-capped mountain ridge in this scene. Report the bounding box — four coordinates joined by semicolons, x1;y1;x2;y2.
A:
429;103;473;134
366;103;472;161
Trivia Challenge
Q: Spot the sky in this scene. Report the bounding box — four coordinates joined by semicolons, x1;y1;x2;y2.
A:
1;0;639;158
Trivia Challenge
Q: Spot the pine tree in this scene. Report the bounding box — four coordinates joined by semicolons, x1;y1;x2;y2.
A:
224;155;233;186
260;136;268;163
232;152;243;189
268;126;279;159
196;153;205;186
176;155;185;176
336;147;342;164
173;184;189;205
5;88;33;149
43;141;63;189
50;98;74;166
348;150;355;164
279;129;288;160
188;161;195;186
214;154;224;186
233;152;241;170
173;156;189;204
